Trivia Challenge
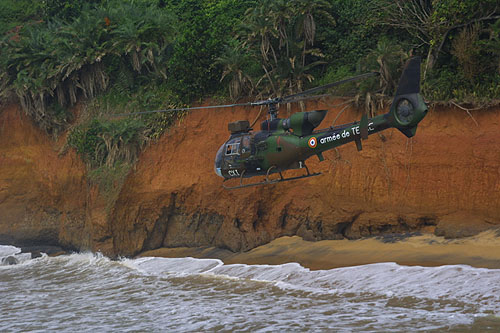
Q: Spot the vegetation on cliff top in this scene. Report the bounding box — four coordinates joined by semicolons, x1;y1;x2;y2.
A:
0;0;499;183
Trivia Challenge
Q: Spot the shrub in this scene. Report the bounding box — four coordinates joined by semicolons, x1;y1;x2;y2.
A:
0;0;177;135
68;118;145;168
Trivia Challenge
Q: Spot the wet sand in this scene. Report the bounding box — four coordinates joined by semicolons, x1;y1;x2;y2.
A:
139;230;500;270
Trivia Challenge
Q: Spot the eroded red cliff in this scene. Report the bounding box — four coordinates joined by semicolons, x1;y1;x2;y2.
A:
0;105;86;249
1;100;499;256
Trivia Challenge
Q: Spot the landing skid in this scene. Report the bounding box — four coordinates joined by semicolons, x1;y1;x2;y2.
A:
222;164;322;190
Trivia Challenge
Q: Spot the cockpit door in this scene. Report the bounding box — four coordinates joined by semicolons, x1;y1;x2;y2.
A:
223;138;241;169
240;135;252;158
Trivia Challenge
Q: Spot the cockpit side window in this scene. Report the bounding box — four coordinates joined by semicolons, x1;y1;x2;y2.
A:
241;135;251;153
225;143;240;155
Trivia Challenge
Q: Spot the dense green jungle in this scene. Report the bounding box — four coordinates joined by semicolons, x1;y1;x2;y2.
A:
1;0;499;186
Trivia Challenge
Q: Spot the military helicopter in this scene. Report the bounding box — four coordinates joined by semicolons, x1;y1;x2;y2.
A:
124;57;427;189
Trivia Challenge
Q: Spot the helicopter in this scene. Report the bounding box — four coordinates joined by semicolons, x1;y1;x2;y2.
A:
122;57;427;189
214;56;427;189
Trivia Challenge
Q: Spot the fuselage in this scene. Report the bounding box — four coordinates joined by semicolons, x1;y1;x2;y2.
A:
215;114;387;179
214;92;428;180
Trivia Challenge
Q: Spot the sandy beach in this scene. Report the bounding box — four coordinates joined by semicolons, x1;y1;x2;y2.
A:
140;230;500;270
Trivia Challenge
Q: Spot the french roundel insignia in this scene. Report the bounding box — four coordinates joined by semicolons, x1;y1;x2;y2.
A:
308;137;317;148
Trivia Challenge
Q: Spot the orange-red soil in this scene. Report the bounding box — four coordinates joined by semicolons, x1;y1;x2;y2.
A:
1;100;499;257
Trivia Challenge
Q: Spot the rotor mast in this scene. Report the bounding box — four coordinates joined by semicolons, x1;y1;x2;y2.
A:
268;102;279;120
249;71;378;121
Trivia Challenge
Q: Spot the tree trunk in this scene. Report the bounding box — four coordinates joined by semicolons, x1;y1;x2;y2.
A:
423;46;435;81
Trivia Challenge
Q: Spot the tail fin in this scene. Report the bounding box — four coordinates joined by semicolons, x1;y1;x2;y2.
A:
395;56;421;96
388;57;428;138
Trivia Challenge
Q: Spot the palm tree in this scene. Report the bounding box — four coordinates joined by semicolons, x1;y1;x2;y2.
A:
216;44;255;101
364;37;408;95
241;2;279;65
293;0;335;66
235;0;330;98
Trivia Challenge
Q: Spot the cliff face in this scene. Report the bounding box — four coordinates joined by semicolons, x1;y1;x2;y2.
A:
1;100;499;256
0;105;86;249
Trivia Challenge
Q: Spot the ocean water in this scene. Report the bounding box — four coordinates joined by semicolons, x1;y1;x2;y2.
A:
1;245;499;332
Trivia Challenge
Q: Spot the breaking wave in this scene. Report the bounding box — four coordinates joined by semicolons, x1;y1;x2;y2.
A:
1;245;499;332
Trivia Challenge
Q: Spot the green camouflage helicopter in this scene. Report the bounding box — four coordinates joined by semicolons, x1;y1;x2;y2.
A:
128;57;428;189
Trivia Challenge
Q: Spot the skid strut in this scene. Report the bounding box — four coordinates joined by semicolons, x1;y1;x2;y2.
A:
222;163;321;190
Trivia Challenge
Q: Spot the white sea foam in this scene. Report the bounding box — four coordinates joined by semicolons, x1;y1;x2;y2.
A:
122;256;500;315
0;245;20;257
0;245;31;266
1;248;499;332
122;256;224;276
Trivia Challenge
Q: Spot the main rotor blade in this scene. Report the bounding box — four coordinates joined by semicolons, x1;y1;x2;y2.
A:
277;93;332;105
109;72;378;117
110;101;254;117
282;72;379;102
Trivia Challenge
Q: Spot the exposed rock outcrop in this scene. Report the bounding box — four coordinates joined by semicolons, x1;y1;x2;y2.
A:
1;100;499;256
0;105;86;250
